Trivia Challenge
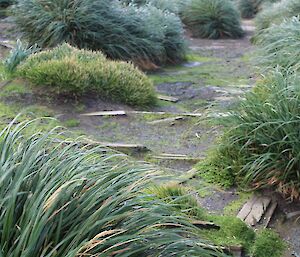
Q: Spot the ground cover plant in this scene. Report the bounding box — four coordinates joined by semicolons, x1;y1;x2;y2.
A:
15;44;156;106
0;119;230;257
201;71;300;200
148;184;285;256
255;0;300;31
4;39;39;73
255;17;300;72
121;0;184;13
182;0;244;39
13;0;186;67
0;0;14;8
238;0;264;18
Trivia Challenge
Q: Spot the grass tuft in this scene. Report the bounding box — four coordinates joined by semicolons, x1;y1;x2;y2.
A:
17;44;157;107
0;118;227;257
182;0;244;39
13;0;186;67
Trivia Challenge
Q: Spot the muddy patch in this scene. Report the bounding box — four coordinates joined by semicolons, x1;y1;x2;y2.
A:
156;82;215;100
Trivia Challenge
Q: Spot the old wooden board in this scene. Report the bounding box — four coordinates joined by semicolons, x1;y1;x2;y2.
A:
147;116;184;125
80;111;127;117
157;94;179;103
263;201;278;228
237;195;272;226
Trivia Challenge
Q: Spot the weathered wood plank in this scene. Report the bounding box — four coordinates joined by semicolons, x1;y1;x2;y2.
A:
129;111;202;117
81;110;202;118
244;196;271;226
80;111;127;117
91;141;149;152
0;40;14;49
237;195;258;221
147;116;184;125
157;94;179;103
263;201;278;228
152;154;203;163
191;220;220;230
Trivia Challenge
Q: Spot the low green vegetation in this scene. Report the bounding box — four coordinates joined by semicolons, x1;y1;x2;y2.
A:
0;80;29;98
148;184;286;256
13;0;186;67
182;0;244;39
16;44;156;106
4;39;39;73
199;71;300;200
238;0;264;18
252;229;286;257
64;119;80;128
0;120;227;257
0;0;14;8
223;192;252;216
255;17;300;72
255;0;300;31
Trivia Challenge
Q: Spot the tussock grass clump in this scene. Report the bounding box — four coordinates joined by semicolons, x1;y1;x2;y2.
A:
0;0;14;8
3;39;39;73
238;0;264;18
13;0;186;67
0;119;227;257
122;0;184;13
17;44;156;106
216;71;300;200
146;184;206;219
182;0;244;39
255;0;300;31
255;17;300;72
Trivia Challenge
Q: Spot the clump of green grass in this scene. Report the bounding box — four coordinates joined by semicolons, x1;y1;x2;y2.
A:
251;229;286;257
255;0;300;31
210;70;300;200
238;0;264;18
13;0;186;67
146;184;206;219
0;119;227;257
0;0;14;8
122;0;184;13
196;146;240;189
17;44;157;106
3;39;39;73
141;182;285;256
203;215;256;251
255;17;300;72
64;118;80;128
182;0;244;39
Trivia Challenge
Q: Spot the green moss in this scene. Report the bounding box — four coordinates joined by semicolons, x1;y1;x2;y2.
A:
0;63;11;81
196;150;236;189
202;215;255;250
146;184;207;219
0;102;17;119
186;54;221;63
148;60;250;88
64;118;80;128
252;229;286;257
223;192;252;216
0;81;29;97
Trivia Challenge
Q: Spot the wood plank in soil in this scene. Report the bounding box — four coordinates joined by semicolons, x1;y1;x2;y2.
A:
157;94;179;103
